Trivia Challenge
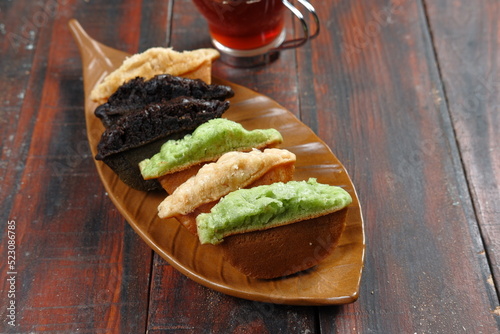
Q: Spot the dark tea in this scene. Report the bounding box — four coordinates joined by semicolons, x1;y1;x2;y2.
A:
192;0;286;51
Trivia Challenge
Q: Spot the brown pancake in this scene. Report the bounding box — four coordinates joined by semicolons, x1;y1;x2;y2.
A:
219;208;347;279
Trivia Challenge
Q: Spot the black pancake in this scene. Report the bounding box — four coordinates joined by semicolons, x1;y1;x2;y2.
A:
95;97;229;191
95;74;234;127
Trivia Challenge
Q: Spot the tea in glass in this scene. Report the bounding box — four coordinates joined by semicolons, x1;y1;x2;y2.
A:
191;0;287;56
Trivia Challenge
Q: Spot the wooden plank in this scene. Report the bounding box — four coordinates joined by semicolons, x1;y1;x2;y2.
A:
424;0;500;290
0;0;51;220
1;0;153;332
139;0;173;51
291;0;500;332
145;0;317;332
147;257;317;333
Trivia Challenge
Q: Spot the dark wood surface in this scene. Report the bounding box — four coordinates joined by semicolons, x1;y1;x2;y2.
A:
1;0;499;332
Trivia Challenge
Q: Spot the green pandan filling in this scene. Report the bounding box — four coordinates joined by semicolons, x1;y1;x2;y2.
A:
139;119;283;179
196;178;352;245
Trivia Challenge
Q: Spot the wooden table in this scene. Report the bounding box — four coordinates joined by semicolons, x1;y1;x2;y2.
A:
1;0;499;332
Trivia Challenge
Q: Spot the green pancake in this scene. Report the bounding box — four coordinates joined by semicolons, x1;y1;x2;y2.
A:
196;178;352;245
139;119;283;179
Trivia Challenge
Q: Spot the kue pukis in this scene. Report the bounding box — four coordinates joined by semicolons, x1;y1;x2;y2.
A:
90;47;220;103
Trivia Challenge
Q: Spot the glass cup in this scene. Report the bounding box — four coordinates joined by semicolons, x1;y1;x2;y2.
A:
191;0;320;67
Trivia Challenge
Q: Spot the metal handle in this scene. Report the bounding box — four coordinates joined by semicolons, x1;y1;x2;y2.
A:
274;0;320;51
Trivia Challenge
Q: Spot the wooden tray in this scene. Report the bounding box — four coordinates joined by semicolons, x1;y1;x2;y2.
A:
69;19;365;306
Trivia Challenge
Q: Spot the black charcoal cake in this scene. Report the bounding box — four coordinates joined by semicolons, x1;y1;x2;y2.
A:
95;74;234;127
94;79;233;191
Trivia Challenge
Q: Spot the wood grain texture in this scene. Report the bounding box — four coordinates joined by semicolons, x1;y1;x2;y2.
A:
1;0;51;225
1;1;152;333
424;0;500;289
292;0;500;332
147;257;317;333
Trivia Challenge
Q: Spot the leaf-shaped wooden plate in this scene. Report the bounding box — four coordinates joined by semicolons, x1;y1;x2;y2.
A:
69;19;365;306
